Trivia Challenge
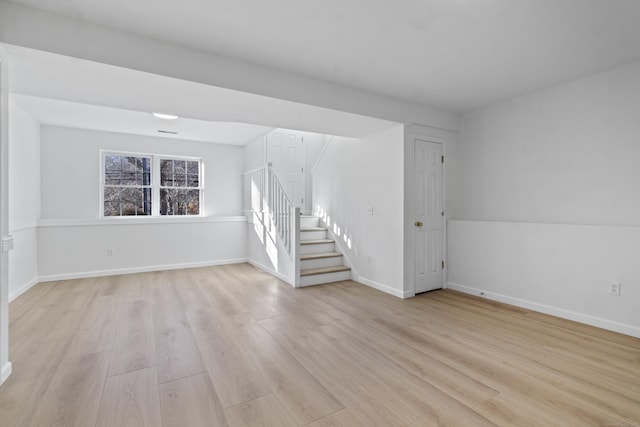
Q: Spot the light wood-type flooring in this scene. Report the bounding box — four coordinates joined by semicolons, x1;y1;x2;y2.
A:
0;263;638;426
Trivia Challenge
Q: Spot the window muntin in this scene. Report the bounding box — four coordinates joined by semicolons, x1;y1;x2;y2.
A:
103;155;152;216
102;153;202;217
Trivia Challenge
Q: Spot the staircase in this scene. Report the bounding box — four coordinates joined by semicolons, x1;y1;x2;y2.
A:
299;215;351;286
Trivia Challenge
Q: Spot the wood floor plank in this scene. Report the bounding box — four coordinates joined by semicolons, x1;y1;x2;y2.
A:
188;267;249;317
29;351;111;427
65;295;121;358
108;299;156;377
186;309;271;408
304;408;372;427
219;313;344;424
225;394;298;427
96;367;162;427
321;308;500;407
3;265;639;427
152;302;206;384
159;373;228;427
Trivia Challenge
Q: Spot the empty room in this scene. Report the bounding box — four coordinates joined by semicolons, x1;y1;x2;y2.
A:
0;1;639;426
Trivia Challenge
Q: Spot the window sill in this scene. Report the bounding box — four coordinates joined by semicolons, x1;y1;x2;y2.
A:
38;216;247;228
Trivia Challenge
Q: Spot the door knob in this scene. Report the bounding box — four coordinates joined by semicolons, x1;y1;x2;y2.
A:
415;221;423;227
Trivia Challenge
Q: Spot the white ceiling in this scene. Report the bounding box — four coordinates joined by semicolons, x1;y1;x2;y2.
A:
11;94;276;145
5;45;399;143
7;0;640;113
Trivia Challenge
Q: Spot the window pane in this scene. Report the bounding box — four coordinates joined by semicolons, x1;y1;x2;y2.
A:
104;155;151;187
104;201;120;216
160;159;173;186
104;184;151;216
105;155;121;171
187;189;200;215
160;188;200;215
160;158;200;189
174;160;186;174
187;161;199;175
174;173;186;187
187;174;199;187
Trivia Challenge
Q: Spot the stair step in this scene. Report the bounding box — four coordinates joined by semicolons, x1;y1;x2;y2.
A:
300;227;328;232
300;252;342;260
300;215;321;228
300;239;334;245
300;265;351;277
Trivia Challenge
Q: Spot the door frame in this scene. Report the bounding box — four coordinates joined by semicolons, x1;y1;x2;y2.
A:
403;126;447;298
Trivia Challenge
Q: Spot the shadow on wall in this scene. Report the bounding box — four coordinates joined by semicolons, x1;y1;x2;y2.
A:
315;204;359;262
252;211;279;271
249;180;279;272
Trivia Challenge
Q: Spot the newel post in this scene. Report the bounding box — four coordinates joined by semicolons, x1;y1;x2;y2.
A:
292;207;301;287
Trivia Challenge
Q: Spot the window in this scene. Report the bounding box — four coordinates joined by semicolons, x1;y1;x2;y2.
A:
103;155;152;216
160;159;200;215
102;152;202;217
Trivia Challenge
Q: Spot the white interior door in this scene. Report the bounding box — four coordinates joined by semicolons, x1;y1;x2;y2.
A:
414;139;444;293
266;130;305;209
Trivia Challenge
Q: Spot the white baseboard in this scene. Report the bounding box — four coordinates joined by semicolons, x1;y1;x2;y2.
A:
38;258;248;282
1;362;12;385
9;277;39;302
447;282;640;338
357;276;410;299
247;259;293;285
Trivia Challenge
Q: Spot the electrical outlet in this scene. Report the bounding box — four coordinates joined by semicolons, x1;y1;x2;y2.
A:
609;282;621;296
107;248;115;256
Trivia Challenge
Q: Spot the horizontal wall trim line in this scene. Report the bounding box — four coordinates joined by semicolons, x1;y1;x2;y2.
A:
448;218;640;230
38;216;247;228
357;275;408;299
9;277;39;302
447;282;640;338
9;222;38;232
38;258;248;282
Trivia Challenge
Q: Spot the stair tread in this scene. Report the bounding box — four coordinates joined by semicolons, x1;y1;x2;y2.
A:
300;265;351;276
301;227;328;232
300;252;343;260
300;239;334;245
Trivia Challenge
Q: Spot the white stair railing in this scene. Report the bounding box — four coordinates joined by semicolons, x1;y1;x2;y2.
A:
242;163;299;264
267;164;296;256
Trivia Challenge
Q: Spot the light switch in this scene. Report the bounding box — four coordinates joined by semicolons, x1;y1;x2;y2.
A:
367;206;374;216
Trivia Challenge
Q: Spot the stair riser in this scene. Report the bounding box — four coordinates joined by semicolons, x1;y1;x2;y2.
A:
300;256;343;270
300;242;335;254
300;270;352;287
300;230;328;241
300;217;320;228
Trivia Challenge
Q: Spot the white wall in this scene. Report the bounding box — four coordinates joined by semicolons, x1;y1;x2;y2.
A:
313;125;406;297
8;98;39;299
457;61;640;226
303;132;328;214
38;219;246;280
38;126;247;279
450;60;640;336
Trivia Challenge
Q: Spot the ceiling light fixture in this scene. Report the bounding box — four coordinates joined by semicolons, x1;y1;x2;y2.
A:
152;112;179;120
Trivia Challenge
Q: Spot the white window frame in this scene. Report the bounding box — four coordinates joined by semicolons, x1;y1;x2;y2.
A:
100;150;204;218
